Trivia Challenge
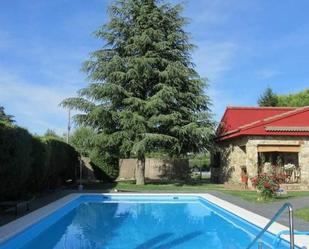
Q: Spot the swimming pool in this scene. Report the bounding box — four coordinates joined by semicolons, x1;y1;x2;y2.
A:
0;194;306;249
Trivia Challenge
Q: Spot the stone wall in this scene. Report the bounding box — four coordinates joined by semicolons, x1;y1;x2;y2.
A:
118;158;136;180
118;158;190;181
211;137;249;184
212;136;309;188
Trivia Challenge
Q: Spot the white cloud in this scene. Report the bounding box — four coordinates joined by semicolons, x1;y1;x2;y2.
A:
0;26;91;135
0;67;79;135
193;41;237;80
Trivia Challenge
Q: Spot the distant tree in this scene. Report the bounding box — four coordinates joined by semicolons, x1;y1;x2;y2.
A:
278;88;309;107
0;106;14;125
44;129;62;140
70;127;95;157
62;0;214;185
258;87;278;107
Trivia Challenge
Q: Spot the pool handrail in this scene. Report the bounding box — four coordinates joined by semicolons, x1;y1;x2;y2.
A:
246;202;295;249
274;230;309;247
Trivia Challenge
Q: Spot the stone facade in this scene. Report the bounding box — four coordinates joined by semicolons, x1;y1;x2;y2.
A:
118;158;190;181
211;136;309;189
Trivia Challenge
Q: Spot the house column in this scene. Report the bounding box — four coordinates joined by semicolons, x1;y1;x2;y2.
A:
246;142;258;188
299;143;309;185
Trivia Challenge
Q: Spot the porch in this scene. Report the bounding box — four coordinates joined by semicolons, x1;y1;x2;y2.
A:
257;145;301;184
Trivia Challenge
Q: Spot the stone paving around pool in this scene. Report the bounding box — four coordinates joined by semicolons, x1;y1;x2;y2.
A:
208;190;309;231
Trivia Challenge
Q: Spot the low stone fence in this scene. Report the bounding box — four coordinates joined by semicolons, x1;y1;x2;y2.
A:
117;158;190;181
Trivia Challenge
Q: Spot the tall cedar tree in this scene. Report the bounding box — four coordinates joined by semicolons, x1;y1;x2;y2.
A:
62;0;213;184
258;87;278;107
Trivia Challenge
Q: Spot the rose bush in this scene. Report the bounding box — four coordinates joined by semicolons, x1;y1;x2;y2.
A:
251;173;279;200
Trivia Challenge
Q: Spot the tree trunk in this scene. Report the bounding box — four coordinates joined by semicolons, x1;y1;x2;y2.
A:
136;156;145;185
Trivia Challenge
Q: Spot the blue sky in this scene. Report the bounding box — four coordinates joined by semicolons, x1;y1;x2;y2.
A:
0;0;309;135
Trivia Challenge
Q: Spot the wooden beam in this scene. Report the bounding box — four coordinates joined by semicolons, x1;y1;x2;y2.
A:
257;145;300;153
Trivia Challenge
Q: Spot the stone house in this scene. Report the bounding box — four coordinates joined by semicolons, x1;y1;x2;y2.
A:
212;106;309;189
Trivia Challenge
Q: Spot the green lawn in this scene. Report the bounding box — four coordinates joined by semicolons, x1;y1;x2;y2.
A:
295;207;309;222
84;181;309;204
220;190;309;203
115;181;224;192
84;181;224;192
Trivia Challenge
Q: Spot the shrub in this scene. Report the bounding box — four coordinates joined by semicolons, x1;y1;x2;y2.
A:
90;147;119;182
188;153;210;171
0;125;33;200
251;173;279;200
70;127;118;182
43;137;79;188
28;136;49;192
0;124;80;201
70;127;95;157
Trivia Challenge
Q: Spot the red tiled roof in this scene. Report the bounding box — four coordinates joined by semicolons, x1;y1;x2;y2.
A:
217;106;309;140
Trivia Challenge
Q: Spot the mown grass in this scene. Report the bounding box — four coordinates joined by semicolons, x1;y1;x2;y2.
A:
115;181;224;192
295;207;309;222
221;190;309;203
84;180;224;192
84;181;309;204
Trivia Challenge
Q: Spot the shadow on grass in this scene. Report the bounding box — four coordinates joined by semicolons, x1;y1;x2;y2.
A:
84;178;216;189
81;178;226;194
171;179;212;186
83;182;118;190
143;178;213;186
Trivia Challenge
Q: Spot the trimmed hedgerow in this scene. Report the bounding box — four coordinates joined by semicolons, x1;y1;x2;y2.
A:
0;124;79;201
42;137;79;189
0;125;33;200
27;136;49;193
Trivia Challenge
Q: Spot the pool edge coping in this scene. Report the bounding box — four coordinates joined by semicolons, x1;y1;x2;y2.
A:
0;193;308;248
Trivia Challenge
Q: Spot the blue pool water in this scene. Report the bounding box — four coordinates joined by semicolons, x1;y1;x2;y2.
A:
0;195;295;249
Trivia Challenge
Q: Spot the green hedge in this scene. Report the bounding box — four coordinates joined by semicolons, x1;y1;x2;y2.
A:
69;127;119;182
0;125;33;200
43;138;78;188
0;125;79;201
28;136;48;193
